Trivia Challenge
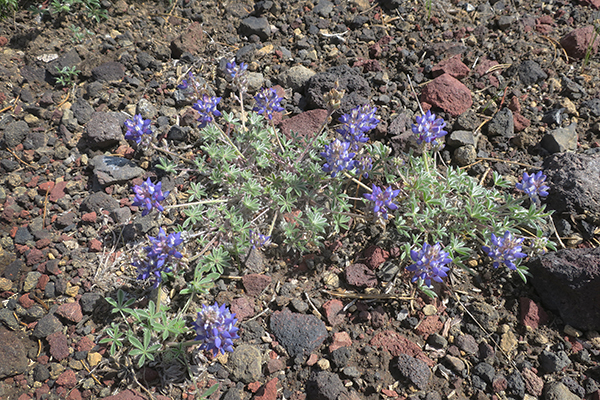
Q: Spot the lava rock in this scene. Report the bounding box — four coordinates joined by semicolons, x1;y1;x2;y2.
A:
345;263;377;288
2;120;30;148
541;122;578;153
539;349;571;373
530;247;600;331
517;60;548;86
421;73;473;116
543;381;580;400
560;26;599;59
270;308;327;358
80;192;120;214
397;353;431;390
280;65;316;92
306;65;371;116
544;151;600;224
32;314;63;338
228;345;262;383
91;62;126;83
83;112;124;149
486;108;514;138
0;330;28;379
306;371;348;400
239;16;272;41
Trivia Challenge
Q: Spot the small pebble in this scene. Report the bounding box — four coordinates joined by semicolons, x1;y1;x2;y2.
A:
422;305;437;316
317;358;330;370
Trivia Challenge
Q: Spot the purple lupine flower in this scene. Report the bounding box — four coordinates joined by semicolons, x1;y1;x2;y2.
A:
354;154;373;178
482;231;527;271
193;95;222;128
132;178;169;216
336;104;379;148
363;184;400;220
249;229;270;250
321;139;356;177
193;302;240;357
406;242;452;288
226;61;248;91
515;171;549;201
411;110;448;146
124;114;153;149
133;228;184;288
253;87;284;120
148;228;183;261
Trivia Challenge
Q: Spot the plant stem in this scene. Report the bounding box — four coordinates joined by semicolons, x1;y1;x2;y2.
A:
166;199;228;209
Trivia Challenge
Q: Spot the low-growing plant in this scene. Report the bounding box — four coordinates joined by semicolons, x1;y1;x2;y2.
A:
0;0;17;19
101;57;555;389
55;65;80;87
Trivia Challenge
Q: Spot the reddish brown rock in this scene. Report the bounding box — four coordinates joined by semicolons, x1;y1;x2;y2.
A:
266;359;285;374
56;302;83;323
345;263;377;288
49;181;67;202
414;315;443;337
519;297;549;330
513;113;531;132
522;368;544;397
370;330;434;366
322;299;345;326
278;109;329;139
76;336;95;352
81;212;97;223
329;331;352;352
254;377;278;400
102;389;146;400
230;296;255;321
88;239;103;252
242;274;271;297
579;0;600;10
18;294;34;309
363;245;389;270
431;54;470;80
47;332;70;361
421;74;472;116
170;22;206;59
560;26;599;59
56;369;77;388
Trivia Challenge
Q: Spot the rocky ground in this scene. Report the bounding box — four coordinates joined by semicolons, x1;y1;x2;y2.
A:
1;0;600;399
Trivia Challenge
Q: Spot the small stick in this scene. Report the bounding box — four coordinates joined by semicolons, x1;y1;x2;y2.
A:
304;292;323;318
7;148;34;167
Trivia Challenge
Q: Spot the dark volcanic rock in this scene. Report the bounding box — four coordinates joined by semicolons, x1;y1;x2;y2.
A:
270;308;327;359
306;65;371;115
397;354;431;390
84;112;124;149
544;151;600;224
90;155;144;186
529;247;600;331
0;330;28;379
80;192;120;214
306;371;348;400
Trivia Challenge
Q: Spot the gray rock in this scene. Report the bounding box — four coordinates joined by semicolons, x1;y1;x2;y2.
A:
2;120;30;148
80;292;104;314
221;388;243;400
14;226;33;245
239;16;271;41
455;334;478;355
32;314;63;338
507;370;526;398
109;207;132;224
72;97;94;124
23;271;42;292
473;362;495;384
23;130;47;150
80;191;120;214
497;15;515;30
397;353;431;390
90;155;144;186
246;72;265;93
0;331;28;379
270;308;327;358
544;382;580;400
538;350;571;374
561;74;587;100
486;108;514;138
136;98;157;120
291;298;309;313
228;345;262;383
518;60;548;86
281;65;316;92
544;151;600;224
443;355;465;373
306;65;371;116
47;48;82;77
447;130;476;148
529;247;600;331
465;303;499;336
33;364;50;382
343;366;361;378
453;145;477;166
84;112;123;149
541;122;578;153
91;62;126;83
0;308;20;330
307;371;348;400
581;98;600;118
427;333;447;349
313;0;334;17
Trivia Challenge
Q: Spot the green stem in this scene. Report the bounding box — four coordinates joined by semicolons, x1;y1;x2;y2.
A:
214;123;245;160
270;119;285;153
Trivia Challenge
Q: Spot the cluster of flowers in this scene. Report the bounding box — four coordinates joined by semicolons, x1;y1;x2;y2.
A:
321;104;378;179
192;302;240;357
132;228;184;288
